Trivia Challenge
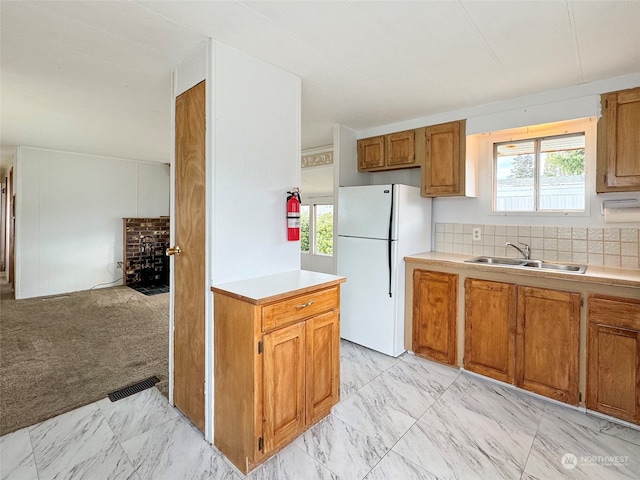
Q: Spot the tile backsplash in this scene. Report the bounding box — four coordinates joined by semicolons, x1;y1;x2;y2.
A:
434;223;640;271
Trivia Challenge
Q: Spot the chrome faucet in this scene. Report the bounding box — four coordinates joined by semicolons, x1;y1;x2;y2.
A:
505;241;530;260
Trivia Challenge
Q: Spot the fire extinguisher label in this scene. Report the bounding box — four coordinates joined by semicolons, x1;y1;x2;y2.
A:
287;218;300;228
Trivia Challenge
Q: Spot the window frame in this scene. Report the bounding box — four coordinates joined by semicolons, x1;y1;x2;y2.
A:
300;197;334;257
489;118;593;217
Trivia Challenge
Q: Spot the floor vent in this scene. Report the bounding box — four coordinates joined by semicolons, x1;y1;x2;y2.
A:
108;376;160;402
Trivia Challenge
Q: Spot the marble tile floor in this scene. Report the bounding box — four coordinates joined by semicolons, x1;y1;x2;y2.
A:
2;340;640;480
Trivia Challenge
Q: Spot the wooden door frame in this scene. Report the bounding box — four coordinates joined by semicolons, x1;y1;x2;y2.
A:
8;167;14;287
169;70;214;442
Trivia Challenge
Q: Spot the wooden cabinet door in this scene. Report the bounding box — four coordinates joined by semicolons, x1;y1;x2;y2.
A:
464;278;516;383
412;270;458;365
357;136;385;171
587;323;640;424
422;120;466;197
262;322;305;454
598;87;640;191
587;294;640;425
516;286;580;404
305;310;340;425
386;130;416;167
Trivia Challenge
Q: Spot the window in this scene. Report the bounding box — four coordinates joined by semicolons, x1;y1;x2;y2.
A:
494;132;585;213
300;205;310;253
300;203;333;256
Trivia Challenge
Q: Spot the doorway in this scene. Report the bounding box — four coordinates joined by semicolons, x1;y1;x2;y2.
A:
172;80;206;432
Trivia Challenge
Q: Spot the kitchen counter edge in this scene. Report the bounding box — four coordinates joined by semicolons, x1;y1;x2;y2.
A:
404;252;640;289
211;270;346;305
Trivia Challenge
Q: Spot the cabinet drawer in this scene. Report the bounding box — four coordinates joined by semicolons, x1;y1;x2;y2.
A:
262;287;338;332
588;294;640;331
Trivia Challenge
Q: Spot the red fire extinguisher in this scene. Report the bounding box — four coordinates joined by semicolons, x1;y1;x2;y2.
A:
287;188;301;241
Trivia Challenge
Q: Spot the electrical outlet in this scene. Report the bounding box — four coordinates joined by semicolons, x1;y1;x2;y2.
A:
472;228;482;241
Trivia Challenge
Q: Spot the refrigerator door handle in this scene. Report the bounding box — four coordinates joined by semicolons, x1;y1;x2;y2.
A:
387;185;394;297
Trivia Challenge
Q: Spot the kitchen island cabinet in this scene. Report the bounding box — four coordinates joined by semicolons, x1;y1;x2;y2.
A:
212;271;345;474
587;294;640;425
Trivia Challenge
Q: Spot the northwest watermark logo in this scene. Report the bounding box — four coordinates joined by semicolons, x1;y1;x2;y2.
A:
561;452;629;469
561;453;578;470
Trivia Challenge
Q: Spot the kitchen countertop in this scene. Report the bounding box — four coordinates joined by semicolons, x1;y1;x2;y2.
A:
211;270;346;305
404;251;640;290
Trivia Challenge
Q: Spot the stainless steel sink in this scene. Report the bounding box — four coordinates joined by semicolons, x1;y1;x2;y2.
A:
521;260;587;273
465;256;524;266
465;256;587;274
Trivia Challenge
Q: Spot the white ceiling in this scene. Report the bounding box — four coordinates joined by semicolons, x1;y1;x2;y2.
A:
2;1;639;172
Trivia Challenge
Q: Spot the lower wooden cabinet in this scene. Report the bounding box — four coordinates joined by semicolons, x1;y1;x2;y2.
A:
412;269;458;365
213;276;343;474
305;311;341;425
262;310;340;453
587;294;640;425
464;279;580;405
262;321;305;454
516;286;580;405
464;278;516;383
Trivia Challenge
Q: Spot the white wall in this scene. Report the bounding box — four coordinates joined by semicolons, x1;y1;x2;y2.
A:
341;73;640;231
171;39;301;442
335;124;368;188
210;41;301;285
15;147;169;299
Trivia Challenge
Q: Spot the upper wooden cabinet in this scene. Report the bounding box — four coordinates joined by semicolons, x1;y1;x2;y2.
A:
357;135;385;170
387;130;417;167
587;294;640;425
412;269;458;366
597;86;640;192
422;120;467;197
357;120;474;197
357;129;418;172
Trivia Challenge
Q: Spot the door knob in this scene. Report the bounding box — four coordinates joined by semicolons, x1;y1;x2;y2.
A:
166;246;181;256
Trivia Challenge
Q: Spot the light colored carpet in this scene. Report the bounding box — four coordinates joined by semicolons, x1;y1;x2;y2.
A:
0;285;169;435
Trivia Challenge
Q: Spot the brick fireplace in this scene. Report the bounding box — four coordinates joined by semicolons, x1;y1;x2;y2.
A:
123;217;170;289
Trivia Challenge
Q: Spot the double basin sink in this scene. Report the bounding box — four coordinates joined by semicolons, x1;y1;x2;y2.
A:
465;256;587;274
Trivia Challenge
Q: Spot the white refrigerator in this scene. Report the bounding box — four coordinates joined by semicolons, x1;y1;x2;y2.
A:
337;184;432;357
